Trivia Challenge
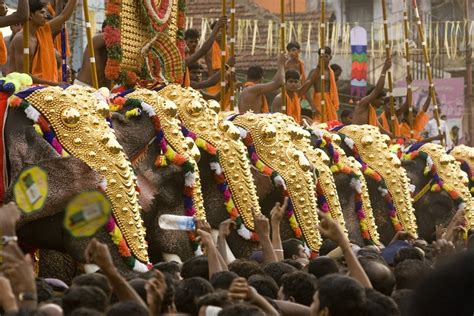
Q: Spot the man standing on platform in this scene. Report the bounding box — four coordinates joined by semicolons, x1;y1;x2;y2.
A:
272;70;303;124
10;0;77;85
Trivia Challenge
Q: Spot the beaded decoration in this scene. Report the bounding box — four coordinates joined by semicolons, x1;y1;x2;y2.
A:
450;145;474;196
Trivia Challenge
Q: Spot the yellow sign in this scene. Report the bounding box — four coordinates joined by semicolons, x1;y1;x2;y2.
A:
64;191;111;238
14;166;48;214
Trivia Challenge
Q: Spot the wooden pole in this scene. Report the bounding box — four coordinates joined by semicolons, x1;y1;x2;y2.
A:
402;0;414;138
465;0;473;146
381;0;396;135
280;0;287;113
229;0;236;110
83;0;99;89
319;0;326;122
412;0;443;146
220;0;227;110
22;21;29;74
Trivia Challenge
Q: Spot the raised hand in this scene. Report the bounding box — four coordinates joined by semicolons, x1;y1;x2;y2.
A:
254;212;271;238
0;202;21;235
219;218;236;238
0;276;18;313
146;270;168;315
382;58;392;73
270;197;288;225
84;238;115;273
318;211;348;246
1;242;36;296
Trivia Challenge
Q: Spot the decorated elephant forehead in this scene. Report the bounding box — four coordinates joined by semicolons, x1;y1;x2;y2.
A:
419;143;474;228
24;87;148;263
339;125;418;237
234;113;322;251
450;145;474;169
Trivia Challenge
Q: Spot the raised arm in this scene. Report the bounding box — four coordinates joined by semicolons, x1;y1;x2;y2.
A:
48;0;77;36
244;53;286;96
0;0;28;28
186;16;226;65
422;86;432;112
191;70;220;90
358;58;391;111
270;198;288;261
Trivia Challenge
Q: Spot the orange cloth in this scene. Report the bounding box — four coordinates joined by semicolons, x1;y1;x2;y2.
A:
380;111;401;137
313;68;339;122
244;81;269;113
400;111;430;140
368;104;378;127
31;23;59;82
207;41;229;95
47;3;71;58
297;59;306;82
183;67;191;87
0;33;7;65
285;91;301;124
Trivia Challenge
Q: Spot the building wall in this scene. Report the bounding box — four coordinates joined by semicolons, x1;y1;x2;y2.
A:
252;0;306;13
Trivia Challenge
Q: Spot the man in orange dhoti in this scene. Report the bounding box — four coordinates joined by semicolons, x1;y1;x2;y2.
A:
399;87;432;140
205;20;229;96
10;0;77;85
238;54;286;114
285;42;306;82
0;0;28;67
272;70;303;124
352;58;392;128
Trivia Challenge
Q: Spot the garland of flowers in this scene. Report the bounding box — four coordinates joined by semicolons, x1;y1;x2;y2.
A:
9;90;150;272
113;96;202;256
459;160;474;195
181;127;259;241
176;0;187;59
310;129;372;244
339;133;403;232
402;150;465;210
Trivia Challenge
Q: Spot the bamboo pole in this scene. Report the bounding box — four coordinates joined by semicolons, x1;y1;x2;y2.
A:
381;0;396;135
220;0;227;110
280;0;287;113
465;0;473;146
402;0;414;138
319;0;326;122
83;0;98;89
412;0;443;146
229;0;236;110
22;21;29;74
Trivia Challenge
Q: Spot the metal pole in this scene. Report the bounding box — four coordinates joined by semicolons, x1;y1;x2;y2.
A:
280;0;287;113
403;0;414;138
83;0;99;89
220;0;227;110
381;0;396;134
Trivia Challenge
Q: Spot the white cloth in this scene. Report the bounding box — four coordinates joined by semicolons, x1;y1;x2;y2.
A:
423;118;452;149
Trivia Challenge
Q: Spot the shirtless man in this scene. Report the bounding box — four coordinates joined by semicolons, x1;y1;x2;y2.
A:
285;41;306;81
0;0;28;28
186;16;226;67
238;53;285;114
75;32;110;88
352;58;391;126
272;69;303;124
10;0;77;85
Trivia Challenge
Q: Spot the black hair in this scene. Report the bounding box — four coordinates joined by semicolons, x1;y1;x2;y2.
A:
247;66;264;81
62;286;109;315
263;262;297;287
286;41;301;51
228;259;264;279
340;109;353;120
285;70;301;82
282;238;304;259
391;289;413;316
247;274;279;299
280;271;317;306
359;258;395;296
128;279;148;305
366;288;400;316
330;64;342;72
393;247;424;266
318;46;332;56
319;239;338;256
316;274;367;316
72;273;112;298
218;303;265;316
307;256;339;279
394;259;432;290
175;277;214;316
154;261;181;278
36;278;53;303
106;301;149;316
188;63;204;72
468;234;474;251
29;0;46;13
210;271;239;290
196;290;232;310
282;259;304;270
181;255;209;280
185;28;200;40
69;308;104;316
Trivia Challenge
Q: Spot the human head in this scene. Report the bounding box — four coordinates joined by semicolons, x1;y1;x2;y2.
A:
285;70;301;93
340;109;353;125
61;286;108;315
229;259;264;279
36;278;54;303
154;261;181;281
394;259;432;290
451;125;460;135
29;0;47;26
366;87;387;108
286;42;301;60
10;23;22;35
307;256;339;279
210;271;239;290
365;288;400;316
184;28;200;54
282;238;307;260
210;20;223;40
68;308;103;316
391;289;413;316
330;64;342;81
359;258;395;296
263;262;298;287
106;301;149;316
175;277;213;316
128;279;148;304
188;63;204;82
196;290;232;311
310;274;367;316
393;247;424;266
248;274;279;299
279;271;317;306
72;273;112;298
218;303;265;316
181;255;209;280
247;66;264;83
318;46;332;64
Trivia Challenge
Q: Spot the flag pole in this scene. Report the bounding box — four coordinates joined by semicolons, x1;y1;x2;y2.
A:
280;0;287;113
220;0;227;110
229;0;236;110
381;0;396;135
319;0;326;122
83;0;99;89
402;0;414;138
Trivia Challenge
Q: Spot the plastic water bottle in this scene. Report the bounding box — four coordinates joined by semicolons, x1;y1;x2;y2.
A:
158;214;195;231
